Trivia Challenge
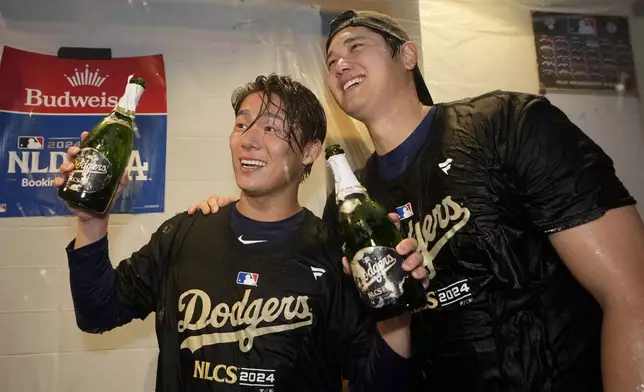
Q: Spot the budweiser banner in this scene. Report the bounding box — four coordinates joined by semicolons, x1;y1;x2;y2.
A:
0;46;167;218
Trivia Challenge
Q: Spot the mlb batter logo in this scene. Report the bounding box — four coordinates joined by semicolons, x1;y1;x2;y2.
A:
17;136;44;149
236;271;259;287
396;202;414;220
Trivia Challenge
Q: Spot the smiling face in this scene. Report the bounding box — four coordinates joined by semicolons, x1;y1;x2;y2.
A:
229;91;319;198
326;26;418;122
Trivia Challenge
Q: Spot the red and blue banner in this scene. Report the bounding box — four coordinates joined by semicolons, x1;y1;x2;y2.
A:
0;46;167;218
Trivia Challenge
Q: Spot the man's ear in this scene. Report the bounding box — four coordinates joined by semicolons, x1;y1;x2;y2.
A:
302;140;322;166
400;41;419;71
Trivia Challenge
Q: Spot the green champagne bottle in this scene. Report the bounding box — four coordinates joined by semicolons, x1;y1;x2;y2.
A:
325;144;427;321
58;75;146;215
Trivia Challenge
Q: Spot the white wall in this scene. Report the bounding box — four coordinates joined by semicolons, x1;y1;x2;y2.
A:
418;0;644;217
1;0;643;391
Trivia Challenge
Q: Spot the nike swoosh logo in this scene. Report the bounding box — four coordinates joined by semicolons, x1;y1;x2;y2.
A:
238;235;267;245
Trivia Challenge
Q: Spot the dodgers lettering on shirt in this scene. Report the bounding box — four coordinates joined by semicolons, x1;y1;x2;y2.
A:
0;46;168;217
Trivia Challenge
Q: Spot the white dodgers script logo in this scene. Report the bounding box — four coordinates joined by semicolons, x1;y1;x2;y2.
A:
359;252;397;286
178;289;313;353
406;196;471;280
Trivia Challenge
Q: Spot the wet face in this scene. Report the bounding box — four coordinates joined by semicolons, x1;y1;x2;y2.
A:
326;26;421;123
325;26;401;120
229;92;314;197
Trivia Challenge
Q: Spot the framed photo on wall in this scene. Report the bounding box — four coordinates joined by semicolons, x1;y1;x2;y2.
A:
531;11;638;95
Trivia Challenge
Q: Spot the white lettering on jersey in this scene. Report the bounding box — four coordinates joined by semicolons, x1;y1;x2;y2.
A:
178;289;313;353
192;361;276;388
405;195;471;280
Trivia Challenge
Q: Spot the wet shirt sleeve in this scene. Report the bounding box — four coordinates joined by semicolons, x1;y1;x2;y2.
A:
501;97;635;233
65;214;186;332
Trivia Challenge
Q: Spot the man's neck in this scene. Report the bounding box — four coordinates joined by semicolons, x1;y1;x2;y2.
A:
236;188;302;222
363;98;431;156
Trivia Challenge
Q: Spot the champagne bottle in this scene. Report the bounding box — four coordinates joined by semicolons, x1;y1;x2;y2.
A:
58;75;146;215
325;144;426;321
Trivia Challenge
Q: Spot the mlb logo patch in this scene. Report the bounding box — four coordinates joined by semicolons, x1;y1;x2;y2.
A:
396;202;414;220
18;136;44;149
236;271;259;287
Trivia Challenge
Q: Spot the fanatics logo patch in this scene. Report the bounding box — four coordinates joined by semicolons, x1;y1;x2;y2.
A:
396;202;414;220
236;271;259;287
310;266;326;280
439;158;453;174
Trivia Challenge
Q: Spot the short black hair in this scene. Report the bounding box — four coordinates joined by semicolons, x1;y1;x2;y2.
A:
231;74;326;181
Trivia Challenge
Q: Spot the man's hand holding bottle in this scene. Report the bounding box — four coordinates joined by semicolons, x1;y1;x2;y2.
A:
54;131;131;221
54;131;131;249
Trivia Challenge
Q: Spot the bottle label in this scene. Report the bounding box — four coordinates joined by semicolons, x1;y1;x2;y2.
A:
64;147;113;193
351;246;407;309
